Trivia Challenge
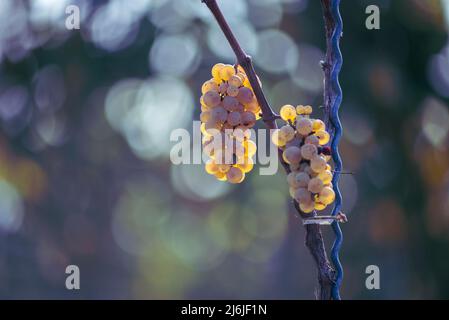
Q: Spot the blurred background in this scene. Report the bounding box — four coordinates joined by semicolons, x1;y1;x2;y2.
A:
0;0;448;299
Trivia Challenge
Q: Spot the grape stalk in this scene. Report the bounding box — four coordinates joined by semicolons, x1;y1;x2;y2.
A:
200;0;344;300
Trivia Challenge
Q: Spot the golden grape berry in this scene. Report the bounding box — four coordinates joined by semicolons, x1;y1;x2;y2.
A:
308;177;324;194
312;119;326;132
203;90;221;108
211;63;225;81
304;105;313;115
282;146;302;165
296;118;313;136
280;105;296;122
299;200;315;214
202;80;219;94
270;129;285;147
205;160;219;175
317;170;333;185
226;167;244;184
315;130;330;145
295;172;310;188
310;155;327;173
220;65;236;81
300;144;318;160
319;187;335;205
279;125;295;142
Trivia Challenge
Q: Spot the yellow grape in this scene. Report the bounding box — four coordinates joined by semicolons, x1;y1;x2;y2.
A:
200;111;211;123
215;171;227;181
314;202;326;211
280;105;296;122
310;155;327;173
315;130;330;145
211;63;225;82
282;146;301;165
287;172;301;188
279;125;295;142
236;87;254;104
205;160;219;175
217;164;231;173
296;105;307;115
240;111;256;127
312;119;326;132
202;80;219;94
229;75;242;87
304;134;320;146
218;82;229;95
294;188;311;203
244;140;257;157
219;65;236;81
227;85;239;97
300;144;318;160
227;111;242;127
304;105;313;115
271;129;286;147
211;106;228;123
203;90;221;108
296;118;313;136
226;166;244;184
299;200;314;213
223;96;239;111
308;177;324;194
319;187;335;205
317;170;333;185
295;172;310;188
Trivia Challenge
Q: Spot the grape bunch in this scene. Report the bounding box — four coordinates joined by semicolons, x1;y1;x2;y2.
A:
272;104;336;213
200;63;261;184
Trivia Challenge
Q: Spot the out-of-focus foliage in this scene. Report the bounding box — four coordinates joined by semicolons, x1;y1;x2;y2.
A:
0;0;448;299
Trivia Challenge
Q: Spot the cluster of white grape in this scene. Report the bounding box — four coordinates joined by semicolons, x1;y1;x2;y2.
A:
272;105;336;213
200;63;261;184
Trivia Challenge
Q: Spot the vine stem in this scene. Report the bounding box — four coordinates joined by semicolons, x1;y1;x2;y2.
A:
201;0;336;299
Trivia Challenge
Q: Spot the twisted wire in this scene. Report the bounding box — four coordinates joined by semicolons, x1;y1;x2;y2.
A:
329;0;344;300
